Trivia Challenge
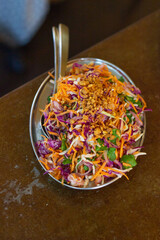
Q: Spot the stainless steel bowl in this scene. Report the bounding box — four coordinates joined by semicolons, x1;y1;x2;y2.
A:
29;58;146;190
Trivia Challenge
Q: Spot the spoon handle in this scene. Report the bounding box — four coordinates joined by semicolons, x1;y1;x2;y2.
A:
58;24;69;77
52;26;59;94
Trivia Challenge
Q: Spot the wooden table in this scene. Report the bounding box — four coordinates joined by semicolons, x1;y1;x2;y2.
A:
0;10;160;240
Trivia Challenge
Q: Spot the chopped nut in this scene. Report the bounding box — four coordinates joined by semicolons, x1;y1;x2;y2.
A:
94;127;101;135
70;119;75;124
83;115;88;121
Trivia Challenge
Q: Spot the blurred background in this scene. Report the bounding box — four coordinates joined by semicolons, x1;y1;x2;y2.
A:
0;0;160;97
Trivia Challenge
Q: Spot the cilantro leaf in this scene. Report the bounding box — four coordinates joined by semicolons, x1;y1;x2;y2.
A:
107;147;116;161
84;165;89;171
62;157;72;165
126;110;133;123
87;156;96;161
125;96;142;108
120;154;137;168
125;96;134;102
96;138;107;151
112;129;121;139
119;76;125;83
97;138;104;145
110;138;117;145
96;145;107;151
136;100;143;108
109;79;113;83
110;129;121;145
47;96;51;103
61;135;67;151
126;113;132;123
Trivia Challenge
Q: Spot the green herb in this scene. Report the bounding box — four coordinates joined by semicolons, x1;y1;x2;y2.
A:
109;79;113;83
76;158;81;167
73;103;77;110
118;76;125;83
136;100;143;108
110;139;117;145
96;145;107;151
130;109;136;114
125;96;134;102
112;129;121;139
97;138;104;145
62;157;72;165
60;178;68;184
88;156;97;161
95;139;107;151
84;165;89;171
120;154;137;168
103;76;112;82
125;96;142;108
118;93;124;98
126;110;133;123
64;103;70;107
61;135;67;151
107;147;116;161
110;129;121;145
47;96;51;103
126;113;132;123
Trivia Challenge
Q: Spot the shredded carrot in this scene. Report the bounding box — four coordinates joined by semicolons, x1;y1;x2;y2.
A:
122;162;132;168
129;102;138;113
48;131;59;137
91;161;107;181
106;167;129;180
48;71;55;79
71;151;76;172
120;138;124;158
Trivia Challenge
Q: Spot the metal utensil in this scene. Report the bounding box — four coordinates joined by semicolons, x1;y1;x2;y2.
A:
41;24;69;137
53;23;69;94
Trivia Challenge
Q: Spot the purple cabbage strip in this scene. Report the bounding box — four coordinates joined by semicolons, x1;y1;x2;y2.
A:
72;63;82;68
57;115;70;124
128;139;136;144
75;103;79;111
104;108;112;112
69;112;73;118
76;84;82;90
113;160;122;169
84;126;90;138
72;129;80;135
70;94;77;99
47;139;61;149
43;111;48;119
36;139;61;157
75;146;83;151
103;138;110;148
84;141;91;153
59;164;71;181
67;80;73;85
36;141;51;157
143;108;152;112
43;167;55;175
131;86;141;95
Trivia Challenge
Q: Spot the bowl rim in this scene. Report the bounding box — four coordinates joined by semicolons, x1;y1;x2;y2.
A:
29;57;146;190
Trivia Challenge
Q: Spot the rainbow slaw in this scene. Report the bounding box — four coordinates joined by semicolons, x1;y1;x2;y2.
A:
36;62;150;188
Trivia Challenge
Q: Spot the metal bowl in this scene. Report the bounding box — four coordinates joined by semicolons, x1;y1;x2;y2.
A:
29;58;146;190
